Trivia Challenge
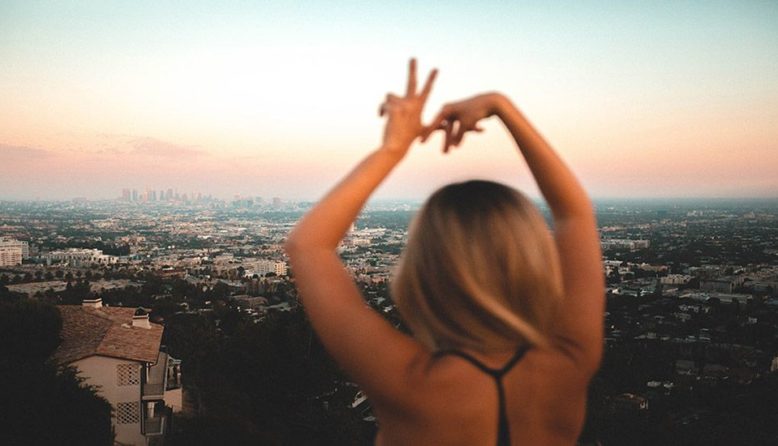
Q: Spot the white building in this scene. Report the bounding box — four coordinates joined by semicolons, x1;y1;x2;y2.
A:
0;245;23;267
0;237;28;266
661;274;693;285
248;259;288;277
601;239;650;251
43;248;118;267
53;299;180;446
0;236;30;257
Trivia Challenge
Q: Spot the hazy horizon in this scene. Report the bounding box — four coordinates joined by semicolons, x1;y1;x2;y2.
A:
2;1;777;201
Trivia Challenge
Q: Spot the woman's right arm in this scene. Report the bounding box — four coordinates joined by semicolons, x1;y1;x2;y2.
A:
425;93;604;372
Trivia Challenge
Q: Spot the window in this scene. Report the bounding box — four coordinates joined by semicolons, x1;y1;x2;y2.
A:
117;363;140;386
116;401;140;424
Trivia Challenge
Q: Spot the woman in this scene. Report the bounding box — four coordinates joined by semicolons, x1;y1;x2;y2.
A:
285;59;604;445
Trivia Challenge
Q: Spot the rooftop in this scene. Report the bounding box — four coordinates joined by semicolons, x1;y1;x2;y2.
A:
53;305;163;365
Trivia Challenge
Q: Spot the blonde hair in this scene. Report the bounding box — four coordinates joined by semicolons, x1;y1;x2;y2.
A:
391;180;564;352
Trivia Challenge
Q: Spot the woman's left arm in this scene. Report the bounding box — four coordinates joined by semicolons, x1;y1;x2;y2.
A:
285;60;437;402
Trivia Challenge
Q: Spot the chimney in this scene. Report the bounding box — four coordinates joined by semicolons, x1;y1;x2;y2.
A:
82;297;102;308
132;308;151;329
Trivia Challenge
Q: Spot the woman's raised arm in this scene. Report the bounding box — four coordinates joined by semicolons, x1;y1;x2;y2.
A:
424;93;604;372
284;60;438;401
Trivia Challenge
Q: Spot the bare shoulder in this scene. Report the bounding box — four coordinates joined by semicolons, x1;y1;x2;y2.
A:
520;346;597;395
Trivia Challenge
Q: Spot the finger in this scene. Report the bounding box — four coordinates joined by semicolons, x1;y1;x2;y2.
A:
443;120;454;153
420;126;436;142
421;116;441;141
420;121;446;143
421;108;448;141
387;93;401;103
406;58;417;97
421;119;441;142
419;68;438;100
452;123;466;147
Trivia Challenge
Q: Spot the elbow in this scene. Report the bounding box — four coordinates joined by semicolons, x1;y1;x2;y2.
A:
586;341;604;374
554;199;597;228
284;231;328;259
567;197;595;221
284;231;303;260
572;340;603;378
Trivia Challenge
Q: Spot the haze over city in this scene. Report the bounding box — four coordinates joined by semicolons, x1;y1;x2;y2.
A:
1;1;777;200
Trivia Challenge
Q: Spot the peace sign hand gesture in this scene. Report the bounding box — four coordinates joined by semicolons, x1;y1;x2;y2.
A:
379;59;438;158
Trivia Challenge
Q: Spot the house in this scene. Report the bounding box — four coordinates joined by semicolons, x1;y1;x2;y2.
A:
53;298;180;446
609;393;649;412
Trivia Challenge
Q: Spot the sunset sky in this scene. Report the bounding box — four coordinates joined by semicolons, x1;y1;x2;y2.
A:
1;1;776;200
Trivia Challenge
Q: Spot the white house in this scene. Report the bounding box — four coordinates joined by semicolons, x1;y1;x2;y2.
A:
53;299;180;446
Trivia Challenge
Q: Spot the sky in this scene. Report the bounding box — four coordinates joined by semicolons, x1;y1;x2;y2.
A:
1;1;777;201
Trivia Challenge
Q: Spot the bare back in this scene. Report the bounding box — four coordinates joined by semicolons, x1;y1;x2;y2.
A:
373;347;590;446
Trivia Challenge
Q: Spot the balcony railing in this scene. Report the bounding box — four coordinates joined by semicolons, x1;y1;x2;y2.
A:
143;405;170;436
143;352;168;400
144;415;163;435
142;382;165;399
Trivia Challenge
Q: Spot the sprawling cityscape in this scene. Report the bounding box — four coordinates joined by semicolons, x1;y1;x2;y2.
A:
2;0;775;444
1;195;777;445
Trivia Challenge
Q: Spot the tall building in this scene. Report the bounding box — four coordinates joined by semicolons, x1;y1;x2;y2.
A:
122;189;132;201
0;246;23;267
0;237;28;266
131;189;139;202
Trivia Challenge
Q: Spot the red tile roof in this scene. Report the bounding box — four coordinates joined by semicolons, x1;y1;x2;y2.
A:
53;305;164;365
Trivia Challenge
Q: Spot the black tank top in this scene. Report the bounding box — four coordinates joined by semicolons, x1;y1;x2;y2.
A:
435;347;529;446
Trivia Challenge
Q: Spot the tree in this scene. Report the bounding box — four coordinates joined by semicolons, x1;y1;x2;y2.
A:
0;299;61;360
0;300;113;445
166;308;374;444
151;298;183;322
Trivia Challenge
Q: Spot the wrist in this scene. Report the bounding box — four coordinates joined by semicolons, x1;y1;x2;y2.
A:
488;93;512;119
376;145;407;163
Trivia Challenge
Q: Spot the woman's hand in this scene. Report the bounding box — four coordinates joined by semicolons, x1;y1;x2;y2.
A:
422;92;505;153
379;59;438;157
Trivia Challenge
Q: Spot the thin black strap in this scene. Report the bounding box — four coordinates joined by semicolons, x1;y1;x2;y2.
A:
438;347;528;378
435;347;529;446
496;378;510;446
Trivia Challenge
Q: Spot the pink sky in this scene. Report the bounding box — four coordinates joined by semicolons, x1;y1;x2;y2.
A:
1;2;776;200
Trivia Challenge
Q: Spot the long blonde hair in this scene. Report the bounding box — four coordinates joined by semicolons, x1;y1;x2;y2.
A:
391;180;564;352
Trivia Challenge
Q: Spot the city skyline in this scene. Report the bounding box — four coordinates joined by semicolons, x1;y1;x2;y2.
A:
1;1;777;200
